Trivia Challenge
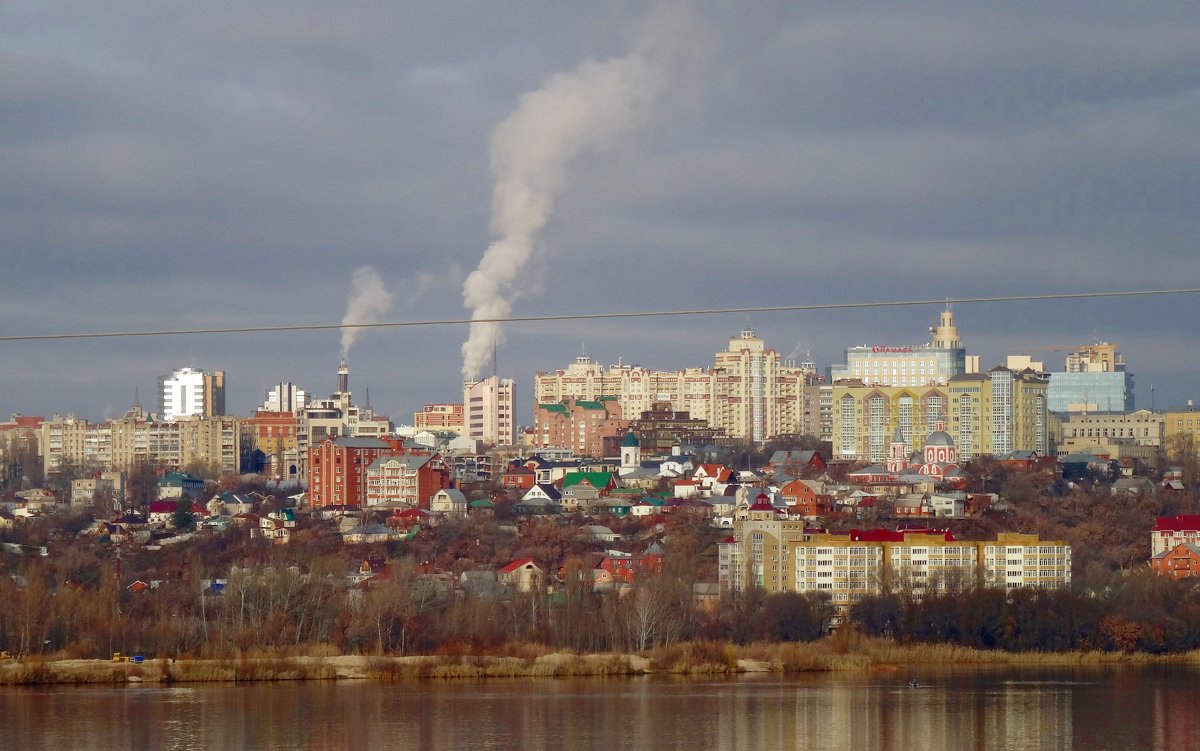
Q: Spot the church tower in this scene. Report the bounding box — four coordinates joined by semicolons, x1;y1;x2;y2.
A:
620;431;641;475
886;426;909;473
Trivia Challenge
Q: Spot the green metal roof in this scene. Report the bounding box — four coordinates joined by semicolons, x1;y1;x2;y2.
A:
562;471;613;489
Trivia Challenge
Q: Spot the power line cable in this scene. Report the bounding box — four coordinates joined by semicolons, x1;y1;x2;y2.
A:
1;287;1198;343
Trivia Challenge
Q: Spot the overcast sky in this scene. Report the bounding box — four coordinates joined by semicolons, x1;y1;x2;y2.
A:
3;1;1199;424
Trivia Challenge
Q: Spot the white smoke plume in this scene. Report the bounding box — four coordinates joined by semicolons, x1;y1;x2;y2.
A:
461;6;705;380
340;265;394;357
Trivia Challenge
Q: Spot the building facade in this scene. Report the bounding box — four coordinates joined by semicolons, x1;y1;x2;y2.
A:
829;308;967;388
307;436;407;508
533;331;821;444
414;403;465;434
158;367;225;420
532;398;626;458
1047;342;1133;414
947;367;1049;459
41;406;241;475
720;519;1070;622
363;452;450;508
464;375;516;446
831;384;950;462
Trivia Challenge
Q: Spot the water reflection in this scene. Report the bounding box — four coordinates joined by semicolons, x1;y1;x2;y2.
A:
2;666;1196;750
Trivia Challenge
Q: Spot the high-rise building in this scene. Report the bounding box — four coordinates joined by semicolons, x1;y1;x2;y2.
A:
294;360;392;480
533;331;820;444
157;367;225;420
1047;342;1133;414
464;375;516;447
830;308;967;388
948;366;1049;459
260;383;308;414
831;384;950;462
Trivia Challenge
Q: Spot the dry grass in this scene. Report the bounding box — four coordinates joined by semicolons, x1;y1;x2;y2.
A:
8;638;1200;685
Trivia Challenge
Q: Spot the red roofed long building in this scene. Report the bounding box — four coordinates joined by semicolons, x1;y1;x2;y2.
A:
720;518;1070;626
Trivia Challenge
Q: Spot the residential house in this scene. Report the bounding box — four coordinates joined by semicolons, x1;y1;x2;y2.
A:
498;559;544;593
778;479;834;518
429;488;468;519
1152;543;1200;579
766;450;827;477
157;472;204;500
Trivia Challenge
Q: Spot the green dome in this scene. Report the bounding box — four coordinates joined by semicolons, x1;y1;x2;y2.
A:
622;431;640;447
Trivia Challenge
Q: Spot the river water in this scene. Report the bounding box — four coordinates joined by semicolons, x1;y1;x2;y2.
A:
2;666;1195;750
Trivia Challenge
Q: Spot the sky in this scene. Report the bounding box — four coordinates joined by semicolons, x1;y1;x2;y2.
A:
3;1;1199;424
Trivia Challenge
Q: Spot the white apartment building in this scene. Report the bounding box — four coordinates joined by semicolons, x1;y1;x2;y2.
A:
158;367;225;420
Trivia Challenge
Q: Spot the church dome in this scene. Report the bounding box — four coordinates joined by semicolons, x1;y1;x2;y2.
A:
926;430;954;447
622;431;640;448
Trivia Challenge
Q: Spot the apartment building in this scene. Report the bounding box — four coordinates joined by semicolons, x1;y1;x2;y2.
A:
414;403;465;434
532;398;626;458
464;375;516;447
534;331;821;443
158;367;225;420
720;516;1071;622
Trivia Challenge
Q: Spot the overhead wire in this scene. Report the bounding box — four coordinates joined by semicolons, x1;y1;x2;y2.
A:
0;287;1198;343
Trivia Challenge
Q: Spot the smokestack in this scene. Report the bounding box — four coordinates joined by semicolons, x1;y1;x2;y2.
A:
337;359;349;396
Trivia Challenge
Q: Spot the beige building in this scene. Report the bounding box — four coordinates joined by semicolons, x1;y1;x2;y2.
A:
1058;409;1162;447
831;384;950;462
1163;407;1200;459
41;406;241;475
948;366;1049;459
534;330;821;443
465;375;517;447
720;517;1070;623
980;533;1072;591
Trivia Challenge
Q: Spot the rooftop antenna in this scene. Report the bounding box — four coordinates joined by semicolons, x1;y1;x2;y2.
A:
1150;384;1155;412
364;385;371;411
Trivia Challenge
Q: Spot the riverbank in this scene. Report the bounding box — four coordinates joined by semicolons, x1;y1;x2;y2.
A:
4;637;1199;685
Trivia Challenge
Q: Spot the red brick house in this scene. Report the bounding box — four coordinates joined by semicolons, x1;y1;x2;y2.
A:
307;436;407;508
778;479;834;517
1152;543;1200;579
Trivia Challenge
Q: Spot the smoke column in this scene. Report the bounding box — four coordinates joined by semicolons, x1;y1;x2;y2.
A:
460;9;697;380
340;265;394;357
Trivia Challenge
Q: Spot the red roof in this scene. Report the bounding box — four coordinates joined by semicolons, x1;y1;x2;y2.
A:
499;558;536;574
1155;515;1200;532
748;501;783;513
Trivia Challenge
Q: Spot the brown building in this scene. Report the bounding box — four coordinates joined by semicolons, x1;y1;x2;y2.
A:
414;403;465;434
628;402;727;455
307;436;407;508
1152;543;1200;579
532;398;627;458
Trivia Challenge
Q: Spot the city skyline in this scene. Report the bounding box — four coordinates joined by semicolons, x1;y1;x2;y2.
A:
4;3;1199;421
